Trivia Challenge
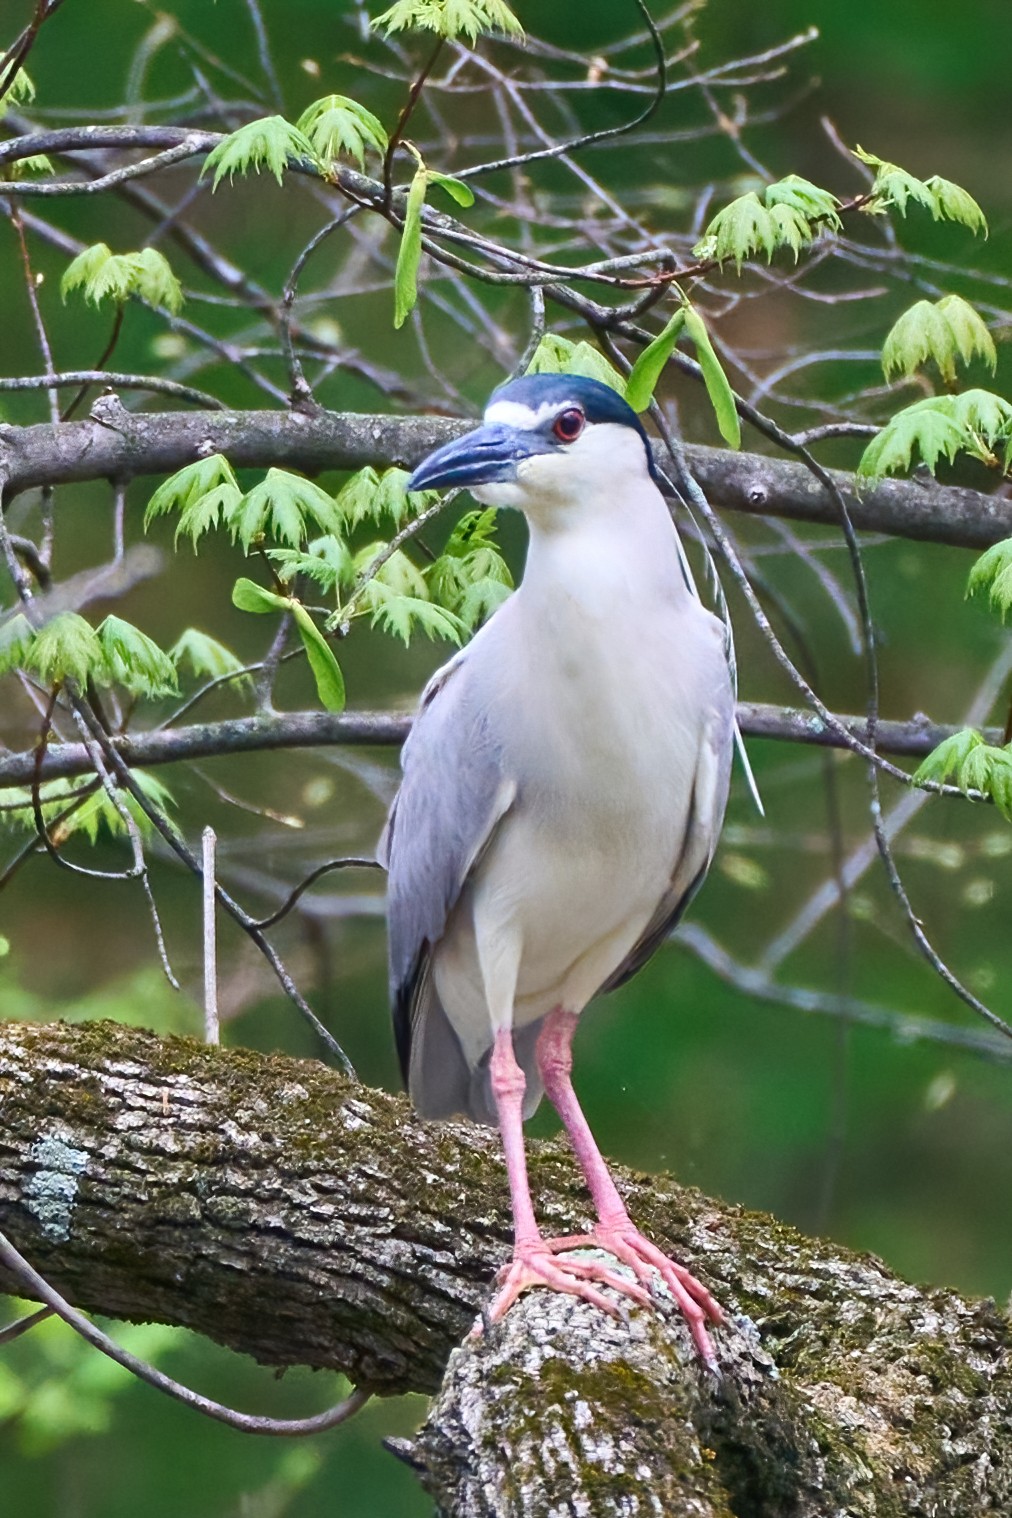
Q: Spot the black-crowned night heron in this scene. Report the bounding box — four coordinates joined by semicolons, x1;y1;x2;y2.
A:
379;373;733;1364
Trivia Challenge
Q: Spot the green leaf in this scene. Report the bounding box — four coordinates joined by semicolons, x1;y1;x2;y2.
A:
856;399;969;481
174;483;243;549
855;148;987;234
684;306;740;449
290;603;346;711
525;334;626;393
625;308;686;413
144;455;240;530
360;580;464;645
394;164;427;328
457;576;512;630
427;169;475;208
0;68;35;114
857;391;1012;482
201;116;318;190
2;770;176;845
945;388;1012;443
694;178;841;270
427;508;513;629
98;617;178;699
60;244;183;313
373;467;419;527
231;577;291;614
915;729;1012;820
295;95;388;167
8;152;53;182
354;544;429;599
334;467;383;528
25;613;109;689
767;202;814;261
914;728;984;787
854;147;937;216
764;175;841;228
61;244;126;304
694;193;778;270
882;295;996;384
232;469;340;550
268;534;356;593
372;0;524;43
169;629;250;684
0;612;34;676
967;536;1012;620
127;248;185;313
925;176;988;236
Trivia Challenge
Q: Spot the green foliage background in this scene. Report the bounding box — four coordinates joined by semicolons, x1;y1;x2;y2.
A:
2;0;1012;1513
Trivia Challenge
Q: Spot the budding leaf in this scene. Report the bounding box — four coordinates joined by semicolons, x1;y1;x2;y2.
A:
967;537;1012;620
98;616;179;698
684;306;741;449
360;581;465;645
855;148;987;234
526;334;626;393
25;613;109;689
427;169;475;208
915;728;1012;820
231;578;291;614
296;95;388;167
764;175;841;228
170;629;250;684
201;116;318;189
269;535;355;593
882;295;996;385
857;400;968;481
232;469;340;550
372;0;524;43
0;612;34;676
61;244;183;313
144;456;240;529
288;602;346;711
394;163;428;327
625;308;686;413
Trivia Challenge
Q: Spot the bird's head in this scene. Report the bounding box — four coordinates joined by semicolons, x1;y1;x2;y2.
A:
406;374;659;524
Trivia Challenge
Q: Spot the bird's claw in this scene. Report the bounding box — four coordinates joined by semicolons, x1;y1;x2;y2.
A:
554;1219;722;1364
470;1238;652;1336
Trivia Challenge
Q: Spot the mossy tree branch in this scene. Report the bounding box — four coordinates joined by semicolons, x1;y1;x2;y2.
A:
0;1019;1009;1515
3;406;1011;548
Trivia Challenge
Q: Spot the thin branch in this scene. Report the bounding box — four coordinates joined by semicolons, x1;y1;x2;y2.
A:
0;370;226;408
0;1226;372;1436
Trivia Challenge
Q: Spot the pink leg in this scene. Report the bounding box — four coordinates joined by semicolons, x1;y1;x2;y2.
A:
476;1027;651;1332
536;1008;723;1366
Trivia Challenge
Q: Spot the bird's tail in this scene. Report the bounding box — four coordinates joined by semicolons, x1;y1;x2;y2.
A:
407;983;545;1126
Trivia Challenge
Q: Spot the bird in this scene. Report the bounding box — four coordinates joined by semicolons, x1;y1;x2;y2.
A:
378;372;734;1364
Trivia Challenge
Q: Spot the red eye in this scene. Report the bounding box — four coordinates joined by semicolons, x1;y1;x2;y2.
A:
552;407;585;443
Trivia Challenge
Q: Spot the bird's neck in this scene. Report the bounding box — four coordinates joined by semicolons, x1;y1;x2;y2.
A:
519;479;690;616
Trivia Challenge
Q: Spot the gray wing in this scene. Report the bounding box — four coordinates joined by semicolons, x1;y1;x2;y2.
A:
603;703;733;993
378;650;516;1117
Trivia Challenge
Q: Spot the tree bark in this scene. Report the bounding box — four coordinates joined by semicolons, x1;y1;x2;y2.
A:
0;1019;1008;1516
0;704;1002;791
2;406;1010;548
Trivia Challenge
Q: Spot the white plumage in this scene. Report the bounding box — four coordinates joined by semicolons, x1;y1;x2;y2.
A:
380;373;735;1362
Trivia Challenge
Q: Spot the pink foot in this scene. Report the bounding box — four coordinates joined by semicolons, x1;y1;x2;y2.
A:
546;1221;723;1365
473;1238;653;1334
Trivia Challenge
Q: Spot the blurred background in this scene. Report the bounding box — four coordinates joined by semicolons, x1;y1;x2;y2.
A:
2;0;1011;1512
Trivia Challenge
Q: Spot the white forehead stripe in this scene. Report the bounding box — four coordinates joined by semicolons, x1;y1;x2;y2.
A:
484;398;581;429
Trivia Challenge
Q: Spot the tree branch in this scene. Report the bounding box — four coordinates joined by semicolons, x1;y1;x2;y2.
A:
2;407;1010;548
0;703;1000;791
0;1018;1009;1516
